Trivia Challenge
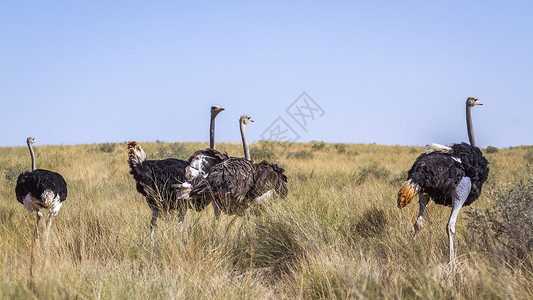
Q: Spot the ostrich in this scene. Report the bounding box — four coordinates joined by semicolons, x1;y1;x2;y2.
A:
189;115;288;216
127;141;189;238
185;105;229;218
15;137;68;244
397;97;489;262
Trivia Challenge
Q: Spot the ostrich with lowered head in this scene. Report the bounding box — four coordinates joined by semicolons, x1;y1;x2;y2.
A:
15;137;68;244
397;97;489;262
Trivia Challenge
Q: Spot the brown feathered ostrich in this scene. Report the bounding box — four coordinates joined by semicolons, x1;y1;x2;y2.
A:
397;97;489;262
189;115;288;216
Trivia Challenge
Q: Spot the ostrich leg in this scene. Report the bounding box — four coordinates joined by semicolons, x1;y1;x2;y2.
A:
150;206;160;242
34;211;42;241
44;212;53;251
177;205;187;233
447;177;471;262
414;194;429;232
213;202;221;221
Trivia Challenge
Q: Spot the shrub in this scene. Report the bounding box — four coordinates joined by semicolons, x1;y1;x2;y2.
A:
151;142;191;160
287;150;314;160
310;141;326;150
3;163;27;183
466;174;533;268
251;147;276;161
525;150;533;163
485;146;499;154
353;163;390;185
409;147;420;154
251;142;277;161
333;143;347;153
98;142;117;153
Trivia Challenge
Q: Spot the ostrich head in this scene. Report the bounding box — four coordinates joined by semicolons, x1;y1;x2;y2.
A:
127;141;146;165
211;105;225;117
466;97;483;107
27;137;35;145
240;115;254;125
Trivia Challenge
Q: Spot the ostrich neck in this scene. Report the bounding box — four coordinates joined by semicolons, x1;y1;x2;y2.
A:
28;142;36;171
466;105;476;147
240;122;250;160
210;115;216;149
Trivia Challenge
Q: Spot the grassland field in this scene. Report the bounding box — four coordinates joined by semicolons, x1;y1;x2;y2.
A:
0;141;532;299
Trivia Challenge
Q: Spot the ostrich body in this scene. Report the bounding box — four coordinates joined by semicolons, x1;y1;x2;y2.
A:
397;97;489;262
129;106;228;236
127;141;189;237
190;115;288;216
15;137;67;243
184;106;228;217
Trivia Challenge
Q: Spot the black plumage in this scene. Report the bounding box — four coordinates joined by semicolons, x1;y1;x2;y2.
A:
190;157;255;216
185;148;229;210
189;115;289;217
127;141;191;237
189;158;288;216
405;142;488;207
129;155;189;211
14;137;68;246
249;160;288;199
16;169;67;207
186;148;229;186
397;97;488;262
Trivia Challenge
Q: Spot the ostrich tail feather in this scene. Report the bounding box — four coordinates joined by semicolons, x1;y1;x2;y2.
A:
397;180;420;208
425;143;452;154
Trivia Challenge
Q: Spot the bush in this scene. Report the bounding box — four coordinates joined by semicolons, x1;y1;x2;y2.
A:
150;142;191;160
251;142;277;161
287;150;314;160
310;141;326;150
409;147;420;154
485;146;499;154
98;142;117;153
333;143;347;153
525;150;533;163
353;163;390;185
3;163;28;183
466;174;533;267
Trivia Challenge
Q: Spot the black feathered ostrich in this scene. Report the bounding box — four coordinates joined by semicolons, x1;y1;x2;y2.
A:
128;141;189;237
398;97;489;262
128;106;226;237
15;137;68;244
188;115;288;216
184;105;228;218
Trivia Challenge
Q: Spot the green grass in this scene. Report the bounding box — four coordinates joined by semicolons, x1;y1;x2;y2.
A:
0;142;532;299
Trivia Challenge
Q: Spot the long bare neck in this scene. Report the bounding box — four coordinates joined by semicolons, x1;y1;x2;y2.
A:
28;142;36;171
466;104;476;147
240;122;250;160
210;114;216;149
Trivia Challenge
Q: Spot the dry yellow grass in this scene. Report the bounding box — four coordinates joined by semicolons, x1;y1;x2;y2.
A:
0;142;531;299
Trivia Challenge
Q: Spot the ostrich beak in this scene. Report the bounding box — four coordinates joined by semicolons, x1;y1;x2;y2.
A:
476;100;484;105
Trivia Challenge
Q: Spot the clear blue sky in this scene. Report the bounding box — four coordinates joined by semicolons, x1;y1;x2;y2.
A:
1;1;532;148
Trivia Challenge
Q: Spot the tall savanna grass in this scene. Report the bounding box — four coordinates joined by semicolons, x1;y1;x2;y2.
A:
0;142;531;299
